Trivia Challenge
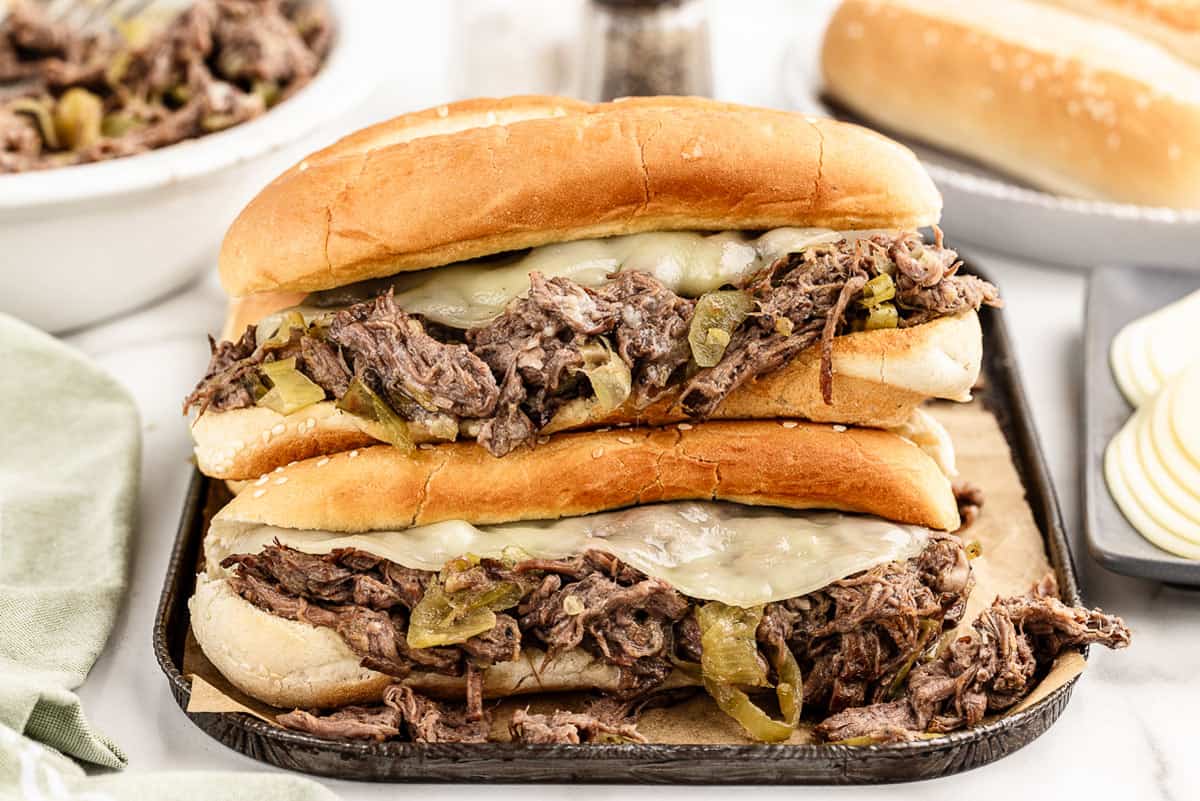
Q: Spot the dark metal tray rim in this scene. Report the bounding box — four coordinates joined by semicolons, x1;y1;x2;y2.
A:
154;259;1085;783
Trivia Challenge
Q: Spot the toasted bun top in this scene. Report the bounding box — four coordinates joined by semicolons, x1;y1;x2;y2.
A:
219;96;942;297
213;419;960;533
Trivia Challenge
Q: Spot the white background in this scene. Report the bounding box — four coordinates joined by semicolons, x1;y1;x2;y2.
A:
65;2;1195;798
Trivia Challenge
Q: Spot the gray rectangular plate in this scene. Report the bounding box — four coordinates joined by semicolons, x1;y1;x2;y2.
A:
156;260;1088;783
1083;266;1200;584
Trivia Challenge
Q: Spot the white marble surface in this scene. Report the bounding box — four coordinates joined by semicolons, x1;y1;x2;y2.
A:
53;2;1193;798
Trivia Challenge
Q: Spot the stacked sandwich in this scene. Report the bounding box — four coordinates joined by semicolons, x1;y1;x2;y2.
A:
185;97;1128;745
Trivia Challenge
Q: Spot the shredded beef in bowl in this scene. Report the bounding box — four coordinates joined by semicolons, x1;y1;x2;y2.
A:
0;0;332;173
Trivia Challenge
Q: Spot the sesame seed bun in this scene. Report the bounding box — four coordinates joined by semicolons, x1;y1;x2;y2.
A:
217;96;942;297
211;419;961;533
822;0;1200;207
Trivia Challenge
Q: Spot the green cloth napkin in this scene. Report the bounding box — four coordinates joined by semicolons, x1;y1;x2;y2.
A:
0;314;139;771
0;314;338;801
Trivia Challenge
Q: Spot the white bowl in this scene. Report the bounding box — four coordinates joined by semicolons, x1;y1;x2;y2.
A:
0;0;381;333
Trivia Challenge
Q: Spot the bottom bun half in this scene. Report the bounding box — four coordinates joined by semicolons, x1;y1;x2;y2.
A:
190;574;693;710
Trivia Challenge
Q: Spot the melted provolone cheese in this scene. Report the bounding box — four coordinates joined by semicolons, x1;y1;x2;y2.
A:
209;502;929;607
261;228;895;340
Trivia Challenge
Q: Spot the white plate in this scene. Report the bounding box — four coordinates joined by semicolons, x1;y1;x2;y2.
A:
781;37;1200;271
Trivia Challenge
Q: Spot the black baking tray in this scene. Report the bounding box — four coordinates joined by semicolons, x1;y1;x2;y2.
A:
1083;266;1200;585
154;261;1086;784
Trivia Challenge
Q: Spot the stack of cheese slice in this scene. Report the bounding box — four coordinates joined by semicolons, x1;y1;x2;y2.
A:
1106;292;1200;558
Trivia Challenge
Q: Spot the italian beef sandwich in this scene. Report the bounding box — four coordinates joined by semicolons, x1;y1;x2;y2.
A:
187;97;1129;746
184;96;999;480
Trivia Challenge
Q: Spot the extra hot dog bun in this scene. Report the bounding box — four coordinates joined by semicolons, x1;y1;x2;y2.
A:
211;419;961;532
218;96;942;297
192;310;982;480
190;574;693;709
822;0;1200;208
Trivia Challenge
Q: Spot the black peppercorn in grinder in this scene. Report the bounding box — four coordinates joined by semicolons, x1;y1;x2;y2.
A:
579;0;713;101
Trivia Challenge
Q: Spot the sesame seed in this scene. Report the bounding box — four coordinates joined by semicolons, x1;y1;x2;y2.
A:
537;436;550;445
418;443;435;450
274;466;284;473
255;475;269;486
317;457;330;467
617;436;634;445
253;489;266;498
781;421;798;429
349;450;359;459
833;424;848;432
261;431;271;443
596;427;611;433
271;424;286;435
298;160;310;172
287;460;298;467
677;423;693;431
1019;75;1035;93
436;105;449;118
592;448;605;458
306;417;317;429
275;477;288;485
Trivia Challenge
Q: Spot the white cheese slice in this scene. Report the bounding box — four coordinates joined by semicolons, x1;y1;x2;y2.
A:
207;502;929;607
1110;289;1200;407
256;228;901;340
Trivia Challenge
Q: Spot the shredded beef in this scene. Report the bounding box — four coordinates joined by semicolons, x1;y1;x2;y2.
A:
509;708;646;744
759;532;974;714
680;232;999;414
248;534;1126;746
328;292;500;419
0;0;332;173
594;270;696;405
277;705;402;742
300;337;352;397
277;685;489;743
466;269;693;453
183;328;262;414
384;684;490;743
186;233;1000;455
953;480;985;533
223;545;428;609
814;575;1131;742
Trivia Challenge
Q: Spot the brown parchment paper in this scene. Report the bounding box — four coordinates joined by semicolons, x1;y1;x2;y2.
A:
183;399;1084;744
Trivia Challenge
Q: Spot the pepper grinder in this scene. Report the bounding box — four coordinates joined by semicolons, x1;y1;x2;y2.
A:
579;0;713;101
